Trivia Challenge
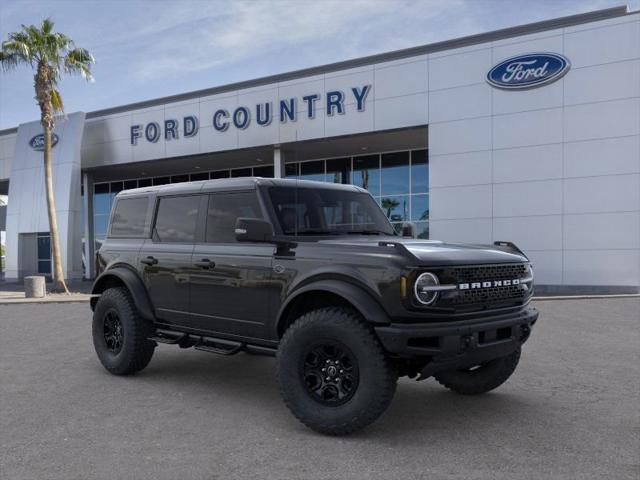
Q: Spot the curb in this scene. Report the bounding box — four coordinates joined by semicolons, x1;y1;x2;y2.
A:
0;295;92;305
533;294;640;301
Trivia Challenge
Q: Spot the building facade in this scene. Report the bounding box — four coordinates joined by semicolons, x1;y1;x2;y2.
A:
0;6;639;292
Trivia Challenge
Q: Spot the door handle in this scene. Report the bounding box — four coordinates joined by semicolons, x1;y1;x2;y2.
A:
194;258;215;269
141;256;158;266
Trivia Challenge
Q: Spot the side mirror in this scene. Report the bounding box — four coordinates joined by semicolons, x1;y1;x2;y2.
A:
235;217;273;243
401;222;416;238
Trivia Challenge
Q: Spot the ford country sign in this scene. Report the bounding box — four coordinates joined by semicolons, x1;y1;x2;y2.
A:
29;133;59;151
487;53;570;90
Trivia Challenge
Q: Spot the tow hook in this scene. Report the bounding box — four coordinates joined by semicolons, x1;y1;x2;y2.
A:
461;334;477;351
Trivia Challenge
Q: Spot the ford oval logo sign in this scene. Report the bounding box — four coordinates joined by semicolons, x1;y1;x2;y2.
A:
29;133;59;151
487;53;570;90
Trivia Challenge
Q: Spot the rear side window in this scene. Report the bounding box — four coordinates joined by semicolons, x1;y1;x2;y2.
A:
153;195;200;243
109;197;149;237
206;191;262;243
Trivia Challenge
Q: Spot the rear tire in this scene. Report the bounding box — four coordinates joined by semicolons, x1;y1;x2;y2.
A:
276;307;397;435
434;348;521;395
92;287;156;375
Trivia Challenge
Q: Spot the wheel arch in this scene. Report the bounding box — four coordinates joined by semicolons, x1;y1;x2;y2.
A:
275;279;390;338
90;266;155;321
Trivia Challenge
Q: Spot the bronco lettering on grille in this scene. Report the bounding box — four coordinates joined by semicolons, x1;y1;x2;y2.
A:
459;279;521;290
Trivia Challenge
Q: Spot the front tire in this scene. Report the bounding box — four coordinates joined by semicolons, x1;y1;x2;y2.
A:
276;307;397;435
92;287;156;375
434;347;521;395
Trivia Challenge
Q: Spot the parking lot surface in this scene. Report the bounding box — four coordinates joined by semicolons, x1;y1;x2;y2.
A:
1;298;638;480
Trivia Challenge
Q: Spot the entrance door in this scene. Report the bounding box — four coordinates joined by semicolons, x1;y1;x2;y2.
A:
139;194;202;327
189;191;274;340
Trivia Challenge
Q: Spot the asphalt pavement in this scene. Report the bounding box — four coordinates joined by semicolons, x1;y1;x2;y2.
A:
0;298;638;480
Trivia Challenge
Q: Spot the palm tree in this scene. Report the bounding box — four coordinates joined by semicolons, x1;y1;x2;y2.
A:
0;18;94;292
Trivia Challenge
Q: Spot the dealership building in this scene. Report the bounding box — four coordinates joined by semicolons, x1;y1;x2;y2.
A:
0;5;639;292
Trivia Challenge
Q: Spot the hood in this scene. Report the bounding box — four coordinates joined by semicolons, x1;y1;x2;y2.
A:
316;236;528;266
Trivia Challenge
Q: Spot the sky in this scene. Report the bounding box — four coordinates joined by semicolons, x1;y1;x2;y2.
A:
0;0;636;130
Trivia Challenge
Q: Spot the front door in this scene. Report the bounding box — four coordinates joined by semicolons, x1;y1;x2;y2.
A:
139;194;202;327
189;191;274;340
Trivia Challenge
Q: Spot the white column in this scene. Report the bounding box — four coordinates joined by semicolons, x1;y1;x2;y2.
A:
82;171;95;279
273;147;285;179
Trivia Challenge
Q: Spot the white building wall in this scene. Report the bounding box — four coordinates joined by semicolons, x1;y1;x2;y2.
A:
0;133;16;181
427;13;640;288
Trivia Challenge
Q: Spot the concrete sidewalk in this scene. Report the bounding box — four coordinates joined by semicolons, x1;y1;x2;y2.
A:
0;279;92;304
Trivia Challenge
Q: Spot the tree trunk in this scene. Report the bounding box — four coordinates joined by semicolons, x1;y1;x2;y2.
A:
43;122;69;293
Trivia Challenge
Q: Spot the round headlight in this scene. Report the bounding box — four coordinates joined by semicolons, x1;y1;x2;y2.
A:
414;272;440;305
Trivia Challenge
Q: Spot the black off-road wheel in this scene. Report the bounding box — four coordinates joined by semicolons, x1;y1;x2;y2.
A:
276;307;398;435
92;287;156;375
434;347;521;395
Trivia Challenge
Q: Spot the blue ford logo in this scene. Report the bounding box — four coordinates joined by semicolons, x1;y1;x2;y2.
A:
29;133;59;151
487;53;570;90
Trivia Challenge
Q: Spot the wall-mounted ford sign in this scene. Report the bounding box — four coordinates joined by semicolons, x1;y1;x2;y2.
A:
29;133;59;151
487;53;570;90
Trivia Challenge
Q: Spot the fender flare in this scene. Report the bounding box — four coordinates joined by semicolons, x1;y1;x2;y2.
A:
276;279;390;336
90;267;155;321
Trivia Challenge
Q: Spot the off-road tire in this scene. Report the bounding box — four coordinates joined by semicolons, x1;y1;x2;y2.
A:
92;287;156;375
276;307;398;435
434;347;521;395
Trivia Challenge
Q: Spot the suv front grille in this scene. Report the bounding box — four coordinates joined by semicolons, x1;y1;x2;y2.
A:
451;264;528;283
428;263;532;311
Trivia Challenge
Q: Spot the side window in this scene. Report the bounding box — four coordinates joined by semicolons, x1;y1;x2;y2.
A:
110;197;149;237
153;195;200;243
206;191;262;243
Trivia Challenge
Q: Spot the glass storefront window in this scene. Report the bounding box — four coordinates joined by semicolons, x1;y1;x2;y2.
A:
411;194;429;222
253;165;274;178
153;177;170;185
380;195;409;223
285;163;299;178
414;221;429;239
381;151;410;196
300;160;325;182
352;155;380;195
211;170;230;179
138;178;152;187
231;168;252;178
411;149;428;194
124;180;138;190
326;158;350;184
189;172;209;181
171;174;189;184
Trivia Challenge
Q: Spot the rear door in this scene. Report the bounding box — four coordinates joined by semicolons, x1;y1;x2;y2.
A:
138;194;203;327
189;190;274;339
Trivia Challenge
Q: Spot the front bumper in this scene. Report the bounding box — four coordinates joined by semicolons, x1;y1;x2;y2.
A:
375;307;538;377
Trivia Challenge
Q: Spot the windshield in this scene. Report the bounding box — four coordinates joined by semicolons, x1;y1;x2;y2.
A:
268;186;395;236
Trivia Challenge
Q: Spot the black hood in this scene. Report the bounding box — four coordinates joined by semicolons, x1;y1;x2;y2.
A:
317;236;528;266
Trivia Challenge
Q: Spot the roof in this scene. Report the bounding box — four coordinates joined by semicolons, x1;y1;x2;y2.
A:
0;5;631;136
117;177;366;197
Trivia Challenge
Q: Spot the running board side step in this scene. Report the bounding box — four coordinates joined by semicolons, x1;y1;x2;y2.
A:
149;329;188;345
149;328;278;356
194;336;244;356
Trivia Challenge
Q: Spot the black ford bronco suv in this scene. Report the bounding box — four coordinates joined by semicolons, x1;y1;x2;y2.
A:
90;177;538;435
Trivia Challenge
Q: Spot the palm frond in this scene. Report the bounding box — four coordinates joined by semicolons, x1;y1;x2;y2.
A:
50;88;64;113
64;47;94;81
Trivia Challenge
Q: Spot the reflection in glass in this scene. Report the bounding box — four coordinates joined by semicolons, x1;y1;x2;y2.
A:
411;149;428;193
411;194;429;221
351;155;380;195
380;196;409;222
94;215;109;236
414;221;429;239
326;158;349;184
285;163;299;178
300;160;325;182
381;152;410;196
